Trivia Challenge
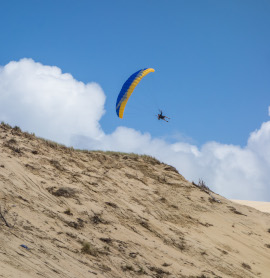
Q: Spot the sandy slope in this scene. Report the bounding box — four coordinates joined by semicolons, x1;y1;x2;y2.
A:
0;123;270;278
231;200;270;214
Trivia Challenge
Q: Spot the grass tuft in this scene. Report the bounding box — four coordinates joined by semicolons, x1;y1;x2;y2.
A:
81;242;98;256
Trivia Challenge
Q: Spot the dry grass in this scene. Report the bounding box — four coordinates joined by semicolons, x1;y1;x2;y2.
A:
241;263;251;270
81;242;98;256
47;187;77;198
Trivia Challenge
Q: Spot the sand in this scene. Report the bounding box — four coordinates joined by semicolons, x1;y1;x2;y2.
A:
231;200;270;214
0;123;270;278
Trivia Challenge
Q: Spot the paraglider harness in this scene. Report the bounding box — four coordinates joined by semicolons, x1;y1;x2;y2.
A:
157;110;170;122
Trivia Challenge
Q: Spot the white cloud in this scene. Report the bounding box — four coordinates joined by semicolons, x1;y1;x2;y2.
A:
248;121;270;164
0;59;269;201
0;58;105;145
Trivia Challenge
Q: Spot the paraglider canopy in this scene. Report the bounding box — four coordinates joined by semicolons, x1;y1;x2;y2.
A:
116;68;155;118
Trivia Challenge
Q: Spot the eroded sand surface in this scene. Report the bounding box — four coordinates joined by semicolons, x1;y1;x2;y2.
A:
0;123;270;278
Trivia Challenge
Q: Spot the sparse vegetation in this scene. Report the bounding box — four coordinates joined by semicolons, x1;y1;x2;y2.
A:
242;263;251;270
192;179;221;203
199;221;213;227
164;165;179;173
87;150;161;165
140;220;151;230
105;201;118;208
160;197;167;203
148;266;170;276
64;208;73;215
173;238;186;251
121;264;147;275
217;248;228;255
1;121;12;129
0;200;17;228
66;232;76;238
228;206;247;216
13;126;21;132
192;179;210;191
98;264;111;272
137;266;147;275
47;187;77;198
49;159;65;171
42;138;69;150
0;204;10;227
141;154;161;165
91;214;103;224
121;265;135;272
100;237;112;244
67;218;84;229
81;242;98;256
7;138;17;144
89;211;108;225
3;138;22;154
0;123;164;165
129;252;138;258
162;263;171;267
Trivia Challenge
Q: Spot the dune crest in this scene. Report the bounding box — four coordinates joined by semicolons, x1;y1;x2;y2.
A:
231;200;270;214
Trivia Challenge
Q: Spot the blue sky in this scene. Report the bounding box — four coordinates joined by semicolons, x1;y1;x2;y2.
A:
1;0;270;145
0;0;270;201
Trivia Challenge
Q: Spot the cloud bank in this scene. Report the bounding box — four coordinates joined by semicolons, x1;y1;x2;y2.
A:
0;59;269;201
0;58;105;145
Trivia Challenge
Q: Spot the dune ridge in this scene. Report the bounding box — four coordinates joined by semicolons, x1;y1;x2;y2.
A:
0;123;270;278
231;200;270;214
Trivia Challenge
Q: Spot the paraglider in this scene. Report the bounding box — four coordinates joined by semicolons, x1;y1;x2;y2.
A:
157;110;170;122
116;68;155;119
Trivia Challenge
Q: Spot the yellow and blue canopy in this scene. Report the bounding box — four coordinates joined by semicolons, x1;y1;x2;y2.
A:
116;68;155;118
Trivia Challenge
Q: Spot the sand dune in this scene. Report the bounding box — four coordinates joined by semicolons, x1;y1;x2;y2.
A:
231;200;270;214
0;123;270;278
